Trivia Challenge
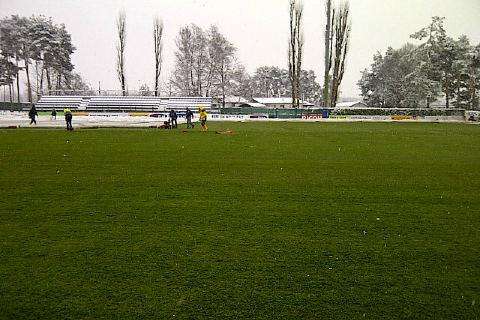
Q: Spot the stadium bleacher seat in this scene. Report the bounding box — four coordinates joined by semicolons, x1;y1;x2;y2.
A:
35;96;213;113
34;96;84;111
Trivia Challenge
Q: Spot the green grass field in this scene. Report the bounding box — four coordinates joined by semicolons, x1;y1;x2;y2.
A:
0;122;479;319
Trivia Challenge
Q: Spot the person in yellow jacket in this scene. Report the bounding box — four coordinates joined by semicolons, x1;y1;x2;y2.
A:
64;108;73;131
199;108;208;132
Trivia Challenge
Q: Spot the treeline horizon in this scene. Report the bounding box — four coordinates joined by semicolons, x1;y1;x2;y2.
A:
2;10;479;110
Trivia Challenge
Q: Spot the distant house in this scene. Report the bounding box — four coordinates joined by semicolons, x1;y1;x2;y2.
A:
237;102;267;109
252;97;308;109
303;101;315;109
334;101;368;109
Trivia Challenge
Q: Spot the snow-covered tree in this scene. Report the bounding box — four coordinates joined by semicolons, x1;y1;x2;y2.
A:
323;0;351;108
153;16;163;97
171;24;240;99
288;0;303;109
116;10;127;96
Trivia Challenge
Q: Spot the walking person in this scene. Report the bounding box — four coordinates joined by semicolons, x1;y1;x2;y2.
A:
28;105;38;125
199;107;208;132
185;107;194;129
169;109;178;129
64;108;73;131
51;108;57;120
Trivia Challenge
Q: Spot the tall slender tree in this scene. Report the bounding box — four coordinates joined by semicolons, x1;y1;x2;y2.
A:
323;0;351;108
288;0;303;109
323;0;333;107
330;2;351;107
116;10;127;96
153;17;163;96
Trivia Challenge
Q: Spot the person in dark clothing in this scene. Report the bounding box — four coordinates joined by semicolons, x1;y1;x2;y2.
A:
28;106;38;125
185;107;194;129
51;109;57;120
169;109;178;129
64;108;73;131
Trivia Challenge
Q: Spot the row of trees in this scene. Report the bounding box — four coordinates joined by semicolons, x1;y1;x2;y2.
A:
115;11;164;97
359;17;480;109
287;0;351;108
167;23;321;105
113;2;348;106
0;15;89;103
169;0;349;107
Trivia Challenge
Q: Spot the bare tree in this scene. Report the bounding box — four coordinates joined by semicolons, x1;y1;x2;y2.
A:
207;25;236;106
330;2;350;107
116;10;127;96
324;1;351;108
171;25;198;96
171;24;238;98
288;0;304;109
153;17;163;97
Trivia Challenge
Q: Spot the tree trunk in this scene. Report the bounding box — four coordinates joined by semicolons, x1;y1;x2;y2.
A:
12;83;15;103
468;66;476;109
56;71;62;92
46;68;52;94
16;75;20;103
221;72;226;108
39;64;44;97
16;59;20;103
445;78;450;108
25;59;32;102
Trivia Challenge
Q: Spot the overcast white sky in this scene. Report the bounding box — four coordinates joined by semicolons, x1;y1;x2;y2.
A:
1;0;480;97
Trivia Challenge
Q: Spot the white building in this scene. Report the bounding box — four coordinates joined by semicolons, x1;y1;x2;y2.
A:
252;97;308;109
215;96;250;108
334;101;368;109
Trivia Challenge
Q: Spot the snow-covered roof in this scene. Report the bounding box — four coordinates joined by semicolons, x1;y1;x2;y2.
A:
334;101;367;108
239;102;267;108
221;96;250;104
253;97;304;104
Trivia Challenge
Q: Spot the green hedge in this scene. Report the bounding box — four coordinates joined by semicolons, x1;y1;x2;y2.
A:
220;107;465;118
332;108;465;117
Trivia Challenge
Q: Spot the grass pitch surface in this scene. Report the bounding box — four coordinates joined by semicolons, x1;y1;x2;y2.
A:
0;122;479;319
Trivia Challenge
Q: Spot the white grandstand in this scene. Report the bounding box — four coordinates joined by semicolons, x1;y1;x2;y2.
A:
34;96;213;113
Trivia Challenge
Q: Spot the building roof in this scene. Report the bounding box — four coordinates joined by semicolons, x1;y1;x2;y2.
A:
334;101;367;108
253;97;305;104
220;96;250;104
238;102;267;108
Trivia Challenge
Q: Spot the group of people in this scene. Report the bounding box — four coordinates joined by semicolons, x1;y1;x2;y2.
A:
169;107;208;131
28;105;73;131
27;105;208;132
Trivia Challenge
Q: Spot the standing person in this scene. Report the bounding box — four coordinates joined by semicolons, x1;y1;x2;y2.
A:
51;108;57;120
64;108;73;131
185;107;194;129
28;105;38;125
169;109;178;129
199;107;208;132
